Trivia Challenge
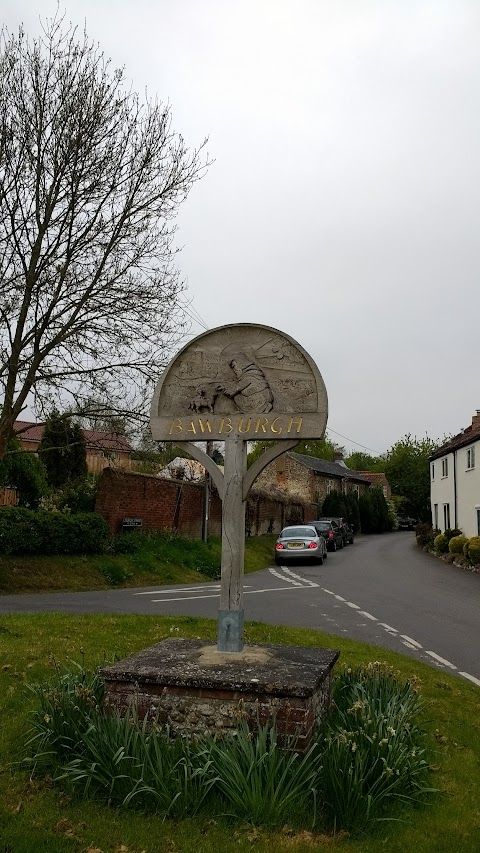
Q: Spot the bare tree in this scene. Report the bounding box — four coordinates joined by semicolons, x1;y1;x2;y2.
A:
0;16;208;459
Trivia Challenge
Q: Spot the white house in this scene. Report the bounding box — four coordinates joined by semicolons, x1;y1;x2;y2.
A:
430;410;480;537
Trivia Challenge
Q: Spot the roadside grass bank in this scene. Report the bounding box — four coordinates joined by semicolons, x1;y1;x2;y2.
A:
0;533;276;595
1;614;479;853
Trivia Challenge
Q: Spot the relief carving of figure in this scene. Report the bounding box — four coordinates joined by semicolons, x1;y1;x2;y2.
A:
218;354;274;413
188;385;219;414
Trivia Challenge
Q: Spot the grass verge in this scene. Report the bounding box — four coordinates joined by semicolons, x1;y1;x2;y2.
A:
0;614;479;852
0;533;276;594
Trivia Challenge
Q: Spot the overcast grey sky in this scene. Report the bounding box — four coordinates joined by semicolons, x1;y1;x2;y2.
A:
4;1;480;454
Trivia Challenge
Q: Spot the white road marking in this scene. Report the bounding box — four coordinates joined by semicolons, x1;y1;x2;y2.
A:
280;566;319;587
402;641;417;650
379;623;398;633
269;567;303;586
400;635;422;649
134;586;221;595
151;586;306;604
425;651;457;669
334;594;346;601
459;672;480;687
152;593;220;603
358;611;377;621
346;601;360;609
321;588;335;595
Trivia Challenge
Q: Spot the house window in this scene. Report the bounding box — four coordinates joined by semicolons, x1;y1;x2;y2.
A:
431;463;435;480
441;458;448;478
433;504;438;529
353;484;359;498
443;503;450;530
382;486;388;498
467;446;475;470
326;479;334;494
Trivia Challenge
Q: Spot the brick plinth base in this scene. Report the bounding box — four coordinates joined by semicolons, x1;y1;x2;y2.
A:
101;639;339;751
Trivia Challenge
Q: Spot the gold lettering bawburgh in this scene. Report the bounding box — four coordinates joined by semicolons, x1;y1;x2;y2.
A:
168;415;304;436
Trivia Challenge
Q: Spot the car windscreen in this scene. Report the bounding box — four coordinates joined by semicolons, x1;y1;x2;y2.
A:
312;522;330;530
280;527;316;538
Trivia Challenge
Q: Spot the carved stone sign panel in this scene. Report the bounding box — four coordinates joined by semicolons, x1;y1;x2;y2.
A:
151;324;328;441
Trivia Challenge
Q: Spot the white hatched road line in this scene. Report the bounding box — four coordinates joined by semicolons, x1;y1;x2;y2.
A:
425;651;457;670
334;594;346;601
346;602;360;609
358;611;377;621
402;641;418;650
280;566;319;588
268;567;303;587
321;588;335;595
459;672;480;687
400;635;422;649
379;622;398;633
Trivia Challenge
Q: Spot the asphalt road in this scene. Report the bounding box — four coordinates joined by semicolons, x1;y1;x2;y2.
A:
1;533;479;684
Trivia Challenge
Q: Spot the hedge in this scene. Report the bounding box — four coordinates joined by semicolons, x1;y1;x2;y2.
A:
0;507;108;555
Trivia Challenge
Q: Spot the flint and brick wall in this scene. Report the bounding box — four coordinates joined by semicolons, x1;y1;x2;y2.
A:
95;468;309;537
104;671;334;749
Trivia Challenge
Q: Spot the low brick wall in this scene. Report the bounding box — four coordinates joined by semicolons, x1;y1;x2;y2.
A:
101;639;340;751
95;468;310;537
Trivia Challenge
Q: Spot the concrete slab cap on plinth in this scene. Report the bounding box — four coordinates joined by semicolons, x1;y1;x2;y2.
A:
101;639;340;750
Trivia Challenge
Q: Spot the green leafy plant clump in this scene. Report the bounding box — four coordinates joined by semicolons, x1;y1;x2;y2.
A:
465;536;480;564
434;533;448;554
448;535;468;555
0;506;108;555
23;662;434;833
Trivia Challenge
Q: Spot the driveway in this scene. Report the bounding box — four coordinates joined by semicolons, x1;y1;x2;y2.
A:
1;533;479;685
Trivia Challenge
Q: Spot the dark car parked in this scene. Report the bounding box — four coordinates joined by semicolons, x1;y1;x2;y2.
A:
317;516;354;546
396;515;416;530
307;519;344;552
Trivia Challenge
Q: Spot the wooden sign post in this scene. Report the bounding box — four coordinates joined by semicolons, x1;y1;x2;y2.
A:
150;324;328;652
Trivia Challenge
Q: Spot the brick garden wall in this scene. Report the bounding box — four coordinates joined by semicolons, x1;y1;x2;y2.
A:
95;469;308;537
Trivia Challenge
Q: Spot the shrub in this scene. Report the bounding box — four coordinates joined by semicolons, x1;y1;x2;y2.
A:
466;536;480;565
434;533;448;554
448;535;468;555
443;528;462;543
0;507;107;555
415;523;435;549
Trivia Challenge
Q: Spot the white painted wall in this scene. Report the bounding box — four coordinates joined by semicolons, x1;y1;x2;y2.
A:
430;454;455;531
456;440;480;538
430;441;480;537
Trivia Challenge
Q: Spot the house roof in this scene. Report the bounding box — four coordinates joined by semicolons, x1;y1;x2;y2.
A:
13;420;132;453
430;422;480;461
158;457;224;481
357;472;389;487
288;452;371;484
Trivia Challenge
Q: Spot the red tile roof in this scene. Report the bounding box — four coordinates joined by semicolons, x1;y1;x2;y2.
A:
430;418;480;461
14;421;132;453
357;472;389;486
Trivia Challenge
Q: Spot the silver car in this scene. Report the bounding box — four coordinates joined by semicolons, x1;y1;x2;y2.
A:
274;525;327;566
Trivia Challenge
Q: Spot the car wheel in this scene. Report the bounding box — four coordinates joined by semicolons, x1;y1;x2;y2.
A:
275;557;282;566
316;555;323;565
332;541;337;552
338;540;343;549
323;549;328;559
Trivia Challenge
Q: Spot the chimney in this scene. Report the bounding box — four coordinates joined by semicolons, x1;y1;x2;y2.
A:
334;449;344;462
472;410;480;430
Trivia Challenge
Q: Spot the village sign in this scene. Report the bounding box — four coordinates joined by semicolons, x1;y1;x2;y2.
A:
151;323;328;652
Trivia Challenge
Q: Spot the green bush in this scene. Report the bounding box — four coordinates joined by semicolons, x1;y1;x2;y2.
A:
0;507;107;555
415;523;435;549
466;536;480;565
434;533;448;554
448;535;468;555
